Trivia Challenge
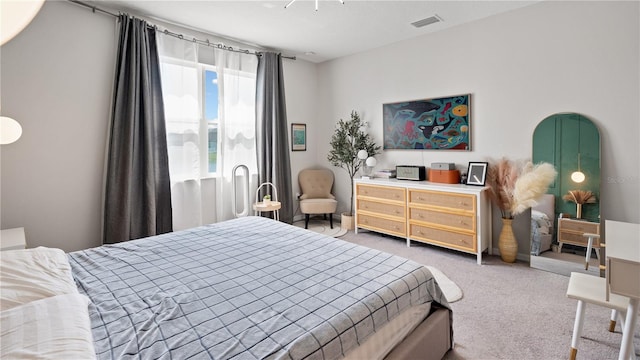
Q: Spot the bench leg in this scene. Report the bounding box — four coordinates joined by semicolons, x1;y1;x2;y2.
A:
571;300;586;360
609;309;618;332
618;298;639;360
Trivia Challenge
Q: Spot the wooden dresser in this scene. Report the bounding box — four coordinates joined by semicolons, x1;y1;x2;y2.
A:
354;178;491;264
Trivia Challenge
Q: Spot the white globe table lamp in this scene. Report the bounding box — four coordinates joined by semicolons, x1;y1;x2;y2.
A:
0;116;23;145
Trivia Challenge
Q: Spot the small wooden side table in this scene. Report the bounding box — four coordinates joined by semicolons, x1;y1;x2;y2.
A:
253;201;281;221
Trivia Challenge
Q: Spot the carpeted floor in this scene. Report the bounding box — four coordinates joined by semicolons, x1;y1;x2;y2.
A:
339;229;640;360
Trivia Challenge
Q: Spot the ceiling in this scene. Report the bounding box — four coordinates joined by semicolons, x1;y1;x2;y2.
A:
93;0;540;63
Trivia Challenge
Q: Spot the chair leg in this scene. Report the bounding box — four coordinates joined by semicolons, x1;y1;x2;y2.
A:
323;214;327;220
609;309;618;332
305;214;310;229
619;298;639;360
329;214;333;229
570;300;586;360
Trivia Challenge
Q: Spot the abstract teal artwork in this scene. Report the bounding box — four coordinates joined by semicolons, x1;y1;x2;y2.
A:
383;94;470;150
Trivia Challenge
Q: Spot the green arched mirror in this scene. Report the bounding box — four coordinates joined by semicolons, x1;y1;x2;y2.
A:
530;113;601;275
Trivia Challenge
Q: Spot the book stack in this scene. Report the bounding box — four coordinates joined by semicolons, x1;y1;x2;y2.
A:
374;169;396;178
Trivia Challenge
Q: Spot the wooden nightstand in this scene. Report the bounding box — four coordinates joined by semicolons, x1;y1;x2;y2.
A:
0;227;26;251
557;218;600;259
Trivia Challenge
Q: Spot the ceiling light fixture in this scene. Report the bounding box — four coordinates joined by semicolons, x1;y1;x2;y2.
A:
285;0;344;11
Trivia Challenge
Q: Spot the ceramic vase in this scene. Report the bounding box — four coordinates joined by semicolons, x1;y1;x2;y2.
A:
498;218;518;263
576;203;582;219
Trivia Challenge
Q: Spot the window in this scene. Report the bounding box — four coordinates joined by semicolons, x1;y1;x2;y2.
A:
160;60;221;179
159;48;257;184
204;69;219;173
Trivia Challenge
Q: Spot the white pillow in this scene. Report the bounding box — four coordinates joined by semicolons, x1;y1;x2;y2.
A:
0;247;78;311
0;293;96;359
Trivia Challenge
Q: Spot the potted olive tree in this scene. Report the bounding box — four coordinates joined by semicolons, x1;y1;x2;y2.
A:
327;110;380;230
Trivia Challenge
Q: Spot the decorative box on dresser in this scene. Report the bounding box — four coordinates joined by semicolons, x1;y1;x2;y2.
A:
354;178;492;264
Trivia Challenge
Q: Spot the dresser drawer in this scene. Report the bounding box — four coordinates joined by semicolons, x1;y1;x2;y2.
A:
409;190;475;212
358;199;405;218
357;214;406;236
410;224;475;252
409;207;474;231
559;219;600;234
357;184;405;202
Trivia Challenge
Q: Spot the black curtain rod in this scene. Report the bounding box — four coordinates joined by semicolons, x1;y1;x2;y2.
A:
67;0;296;60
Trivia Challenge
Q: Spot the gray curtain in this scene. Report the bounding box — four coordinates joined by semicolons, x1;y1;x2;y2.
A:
103;15;172;244
256;52;293;224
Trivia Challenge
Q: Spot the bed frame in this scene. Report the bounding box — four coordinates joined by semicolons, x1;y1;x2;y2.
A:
386;307;452;360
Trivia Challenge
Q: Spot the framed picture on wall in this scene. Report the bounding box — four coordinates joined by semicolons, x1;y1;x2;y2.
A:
291;123;306;151
466;162;488;186
383;94;471;151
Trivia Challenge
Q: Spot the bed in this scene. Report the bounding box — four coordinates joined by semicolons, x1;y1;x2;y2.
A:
0;216;452;360
531;194;555;256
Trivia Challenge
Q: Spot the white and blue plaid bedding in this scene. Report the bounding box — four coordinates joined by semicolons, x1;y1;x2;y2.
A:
69;216;449;360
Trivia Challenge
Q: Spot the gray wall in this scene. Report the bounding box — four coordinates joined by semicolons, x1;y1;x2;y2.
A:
1;1;115;251
2;1;638;259
315;1;640;258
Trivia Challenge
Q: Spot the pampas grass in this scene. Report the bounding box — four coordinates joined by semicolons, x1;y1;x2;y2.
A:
487;158;557;219
512;163;557;215
563;190;597;205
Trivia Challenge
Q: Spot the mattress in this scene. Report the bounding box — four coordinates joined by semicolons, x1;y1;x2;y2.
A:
69;216;450;359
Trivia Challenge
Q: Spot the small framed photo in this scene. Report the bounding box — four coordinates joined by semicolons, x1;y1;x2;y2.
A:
466;162;488;186
291;123;306;151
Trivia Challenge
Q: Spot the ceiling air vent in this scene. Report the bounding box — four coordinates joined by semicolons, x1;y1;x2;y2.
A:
411;15;443;28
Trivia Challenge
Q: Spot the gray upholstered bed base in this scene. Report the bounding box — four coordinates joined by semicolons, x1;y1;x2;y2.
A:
386;307;452;360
